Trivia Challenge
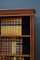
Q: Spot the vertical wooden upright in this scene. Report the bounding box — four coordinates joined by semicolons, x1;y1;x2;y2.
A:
30;15;34;60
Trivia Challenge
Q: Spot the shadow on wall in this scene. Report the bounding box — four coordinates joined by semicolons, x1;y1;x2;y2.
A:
34;16;40;60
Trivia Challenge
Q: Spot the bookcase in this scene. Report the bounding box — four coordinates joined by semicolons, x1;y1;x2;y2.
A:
0;9;36;60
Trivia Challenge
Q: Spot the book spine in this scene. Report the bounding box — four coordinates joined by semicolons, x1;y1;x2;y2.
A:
12;38;16;55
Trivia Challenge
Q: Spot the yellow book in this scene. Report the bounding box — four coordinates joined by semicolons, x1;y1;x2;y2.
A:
1;17;22;36
1;18;6;35
15;17;22;36
15;26;18;36
15;26;22;36
18;17;22;24
4;26;10;36
1;26;16;36
12;39;16;55
1;26;6;36
11;18;16;36
7;26;15;36
11;26;15;36
18;26;22;36
7;26;11;36
5;26;6;35
6;26;7;36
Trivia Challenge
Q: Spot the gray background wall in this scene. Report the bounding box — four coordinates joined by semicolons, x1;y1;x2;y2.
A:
0;0;40;60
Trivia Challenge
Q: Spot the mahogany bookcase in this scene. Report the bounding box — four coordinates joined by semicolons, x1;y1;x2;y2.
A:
0;9;36;60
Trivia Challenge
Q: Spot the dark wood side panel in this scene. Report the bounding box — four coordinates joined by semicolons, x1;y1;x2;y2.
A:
0;18;1;35
30;16;34;60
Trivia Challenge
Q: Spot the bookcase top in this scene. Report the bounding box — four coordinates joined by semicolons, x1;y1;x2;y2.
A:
0;9;36;16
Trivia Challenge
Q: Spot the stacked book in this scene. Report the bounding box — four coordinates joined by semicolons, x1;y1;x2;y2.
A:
0;37;23;55
1;17;22;36
0;17;23;60
0;37;12;54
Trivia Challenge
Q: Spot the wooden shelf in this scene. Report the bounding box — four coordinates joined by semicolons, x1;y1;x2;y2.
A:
0;35;30;38
0;54;30;57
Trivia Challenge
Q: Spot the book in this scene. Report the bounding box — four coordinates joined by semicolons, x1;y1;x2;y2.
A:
1;26;16;36
11;26;15;36
15;17;22;25
1;17;22;36
1;37;12;55
18;18;22;25
18;26;22;36
7;41;12;54
16;38;22;55
12;38;16;55
15;26;22;36
1;26;6;36
15;26;18;36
